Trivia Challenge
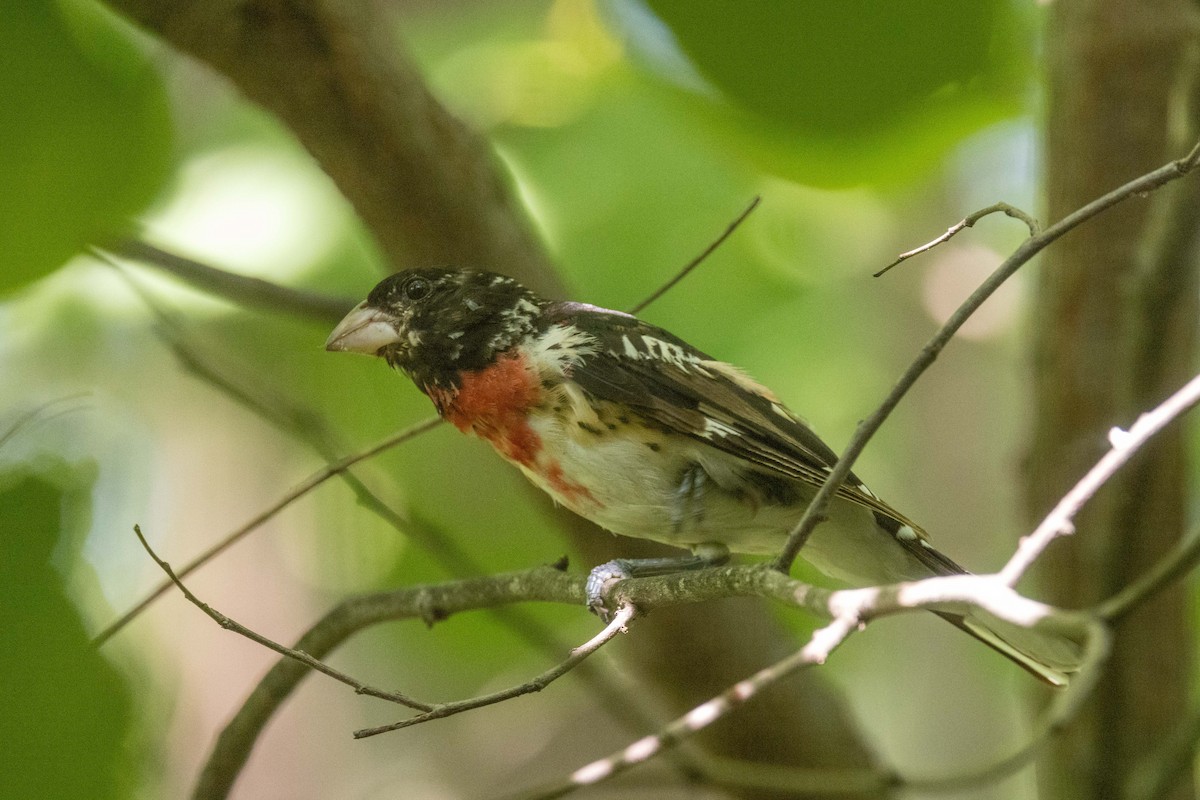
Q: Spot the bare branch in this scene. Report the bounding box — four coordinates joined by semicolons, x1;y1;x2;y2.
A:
354;604;637;739
508;572;1108;800
510;616;862;800
192;564;584;800
105;241;357;323
692;619;1112;798
773;137;1200;574
999;372;1200;586
133;524;432;710
629;196;761;315
873;201;1041;277
93;417;441;646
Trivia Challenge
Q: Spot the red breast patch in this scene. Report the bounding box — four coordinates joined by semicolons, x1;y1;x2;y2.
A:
434;352;543;465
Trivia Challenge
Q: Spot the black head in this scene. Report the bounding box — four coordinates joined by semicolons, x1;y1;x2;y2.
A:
326;268;546;390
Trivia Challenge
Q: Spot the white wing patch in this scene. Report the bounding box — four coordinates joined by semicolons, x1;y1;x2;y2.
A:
609;332;713;375
528;323;599;375
701;417;740;439
640;335;697;369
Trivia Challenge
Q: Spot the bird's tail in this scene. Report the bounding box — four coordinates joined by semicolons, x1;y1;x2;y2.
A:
935;609;1083;687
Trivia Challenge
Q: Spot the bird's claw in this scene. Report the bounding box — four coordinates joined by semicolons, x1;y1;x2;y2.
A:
586;559;633;622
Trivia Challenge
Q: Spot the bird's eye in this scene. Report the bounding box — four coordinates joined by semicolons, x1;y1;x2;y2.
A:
402;276;431;301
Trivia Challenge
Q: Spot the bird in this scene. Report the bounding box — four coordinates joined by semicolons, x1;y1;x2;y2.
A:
326;267;1080;685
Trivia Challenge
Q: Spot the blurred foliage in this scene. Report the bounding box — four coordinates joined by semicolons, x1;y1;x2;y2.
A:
0;0;172;295
0;460;134;800
617;0;1033;186
0;0;1105;796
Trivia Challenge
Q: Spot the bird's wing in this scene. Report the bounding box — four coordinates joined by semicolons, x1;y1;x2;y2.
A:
547;304;953;570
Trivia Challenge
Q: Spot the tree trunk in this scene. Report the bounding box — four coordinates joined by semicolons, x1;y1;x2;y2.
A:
1029;2;1199;798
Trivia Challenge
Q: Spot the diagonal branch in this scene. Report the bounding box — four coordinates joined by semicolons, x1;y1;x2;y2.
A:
353;604;637;739
93;417;441;646
1000;372;1200;586
108;240;356;322
773;137;1200;574
134;524;432;710
629;196;760;315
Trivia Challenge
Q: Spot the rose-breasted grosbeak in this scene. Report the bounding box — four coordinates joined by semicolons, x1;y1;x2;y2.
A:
327;268;1079;685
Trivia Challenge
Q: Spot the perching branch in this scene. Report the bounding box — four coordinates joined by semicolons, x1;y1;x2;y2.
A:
773;137;1200;574
171;361;1200;800
190;564;585;800
507;575;1104;800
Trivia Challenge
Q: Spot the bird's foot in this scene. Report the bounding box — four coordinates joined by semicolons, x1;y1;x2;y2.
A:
585;543;730;621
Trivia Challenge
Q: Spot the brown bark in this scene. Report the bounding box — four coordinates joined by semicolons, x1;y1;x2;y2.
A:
110;0;559;294
1030;3;1199;798
100;0;883;796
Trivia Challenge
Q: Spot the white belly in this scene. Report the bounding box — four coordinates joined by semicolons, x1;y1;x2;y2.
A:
513;412;931;587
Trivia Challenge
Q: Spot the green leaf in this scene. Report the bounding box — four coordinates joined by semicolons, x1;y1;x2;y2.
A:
0;0;173;295
634;0;1031;185
0;460;135;800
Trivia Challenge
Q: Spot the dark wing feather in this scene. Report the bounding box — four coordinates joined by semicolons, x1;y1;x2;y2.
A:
546;304;939;556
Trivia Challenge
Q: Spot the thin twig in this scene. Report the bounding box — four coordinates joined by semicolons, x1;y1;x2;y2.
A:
93;417;442;646
774;137;1200;574
1096;521;1200;622
98;242;356;323
502;569;1107;800
133;524;433;710
0;393;92;454
874;202;1041;277
506;616;861;800
628;196;760;315
192;565;584;800
692;622;1112;797
999;372;1200;586
354;604;636;739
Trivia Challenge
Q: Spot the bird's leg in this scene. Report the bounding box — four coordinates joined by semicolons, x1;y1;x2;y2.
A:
586;542;730;620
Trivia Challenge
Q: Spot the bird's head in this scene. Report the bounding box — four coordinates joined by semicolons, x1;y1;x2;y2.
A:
325;268;545;390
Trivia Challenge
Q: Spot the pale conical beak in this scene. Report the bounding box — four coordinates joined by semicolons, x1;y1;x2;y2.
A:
325;301;402;355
